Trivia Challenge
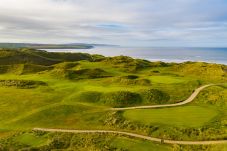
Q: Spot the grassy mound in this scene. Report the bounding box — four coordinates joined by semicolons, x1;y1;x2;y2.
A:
78;91;102;103
141;89;170;104
148;75;188;84
0;64;46;75
193;86;227;106
109;76;151;86
54;62;79;70
103;56;151;72
78;88;170;106
0;64;53;75
0;48;60;65
100;91;142;107
52;67;112;79
70;68;112;79
0;48;93;66
150;61;169;67
78;91;142;107
51;62;111;79
21;64;53;74
173;62;226;80
20;48;93;62
50;62;79;78
0;80;47;88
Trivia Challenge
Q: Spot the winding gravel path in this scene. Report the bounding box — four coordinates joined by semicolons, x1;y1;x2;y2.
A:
33;128;227;145
33;84;227;145
111;84;215;110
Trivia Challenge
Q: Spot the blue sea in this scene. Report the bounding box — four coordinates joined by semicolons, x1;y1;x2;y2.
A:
43;46;227;65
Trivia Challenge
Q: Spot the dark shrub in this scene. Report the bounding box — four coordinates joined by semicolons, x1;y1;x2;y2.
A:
142;89;170;104
103;56;151;72
124;75;139;79
100;91;142;107
0;80;47;89
67;68;112;79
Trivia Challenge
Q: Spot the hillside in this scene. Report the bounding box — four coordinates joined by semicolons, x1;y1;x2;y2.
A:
0;48;93;66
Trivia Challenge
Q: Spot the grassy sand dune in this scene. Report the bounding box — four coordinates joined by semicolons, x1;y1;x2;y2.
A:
0;48;226;150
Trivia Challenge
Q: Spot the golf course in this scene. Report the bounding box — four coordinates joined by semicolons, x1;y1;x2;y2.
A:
0;48;226;151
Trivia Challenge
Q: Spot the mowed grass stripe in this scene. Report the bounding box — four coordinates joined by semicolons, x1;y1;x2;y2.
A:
123;106;219;127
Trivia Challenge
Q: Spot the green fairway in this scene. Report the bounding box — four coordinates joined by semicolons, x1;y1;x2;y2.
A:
123;106;219;127
9;104;106;129
0;87;62;122
148;75;188;84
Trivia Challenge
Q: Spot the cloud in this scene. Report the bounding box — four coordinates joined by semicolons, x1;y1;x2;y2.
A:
0;0;227;46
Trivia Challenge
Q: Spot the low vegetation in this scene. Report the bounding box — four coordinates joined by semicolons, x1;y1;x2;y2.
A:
109;76;151;86
100;91;142;107
141;89;170;104
0;79;47;88
0;48;226;150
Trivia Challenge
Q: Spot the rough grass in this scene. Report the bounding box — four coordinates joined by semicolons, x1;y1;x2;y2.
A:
0;48;94;65
14;132;49;147
108;76;151;86
100;91;142;107
172;62;226;81
103;56;151;72
77;91;102;103
149;75;188;84
0;79;47;88
110;137;171;151
0;132;171;150
123;106;219;127
51;66;111;79
141;88;170;104
193;86;227;106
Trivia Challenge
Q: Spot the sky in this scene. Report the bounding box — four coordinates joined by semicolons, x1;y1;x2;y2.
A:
0;0;227;47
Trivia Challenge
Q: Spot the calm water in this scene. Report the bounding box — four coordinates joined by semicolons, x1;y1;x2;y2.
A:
43;46;227;65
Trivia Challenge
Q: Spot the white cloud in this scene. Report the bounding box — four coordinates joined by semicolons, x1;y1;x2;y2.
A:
0;0;227;46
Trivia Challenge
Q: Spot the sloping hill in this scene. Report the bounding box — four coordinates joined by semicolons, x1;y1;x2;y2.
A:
102;56;151;72
172;62;226;80
0;48;93;66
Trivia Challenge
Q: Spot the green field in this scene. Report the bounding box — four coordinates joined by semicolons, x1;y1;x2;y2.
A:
0;48;226;150
123;106;219;127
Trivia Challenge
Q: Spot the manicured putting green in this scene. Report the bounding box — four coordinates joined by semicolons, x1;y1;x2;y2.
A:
123;106;218;127
149;75;187;84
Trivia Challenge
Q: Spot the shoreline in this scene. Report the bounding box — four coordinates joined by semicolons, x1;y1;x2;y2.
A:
42;48;227;65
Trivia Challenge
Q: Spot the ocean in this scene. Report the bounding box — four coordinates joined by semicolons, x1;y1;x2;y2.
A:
43;46;227;65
